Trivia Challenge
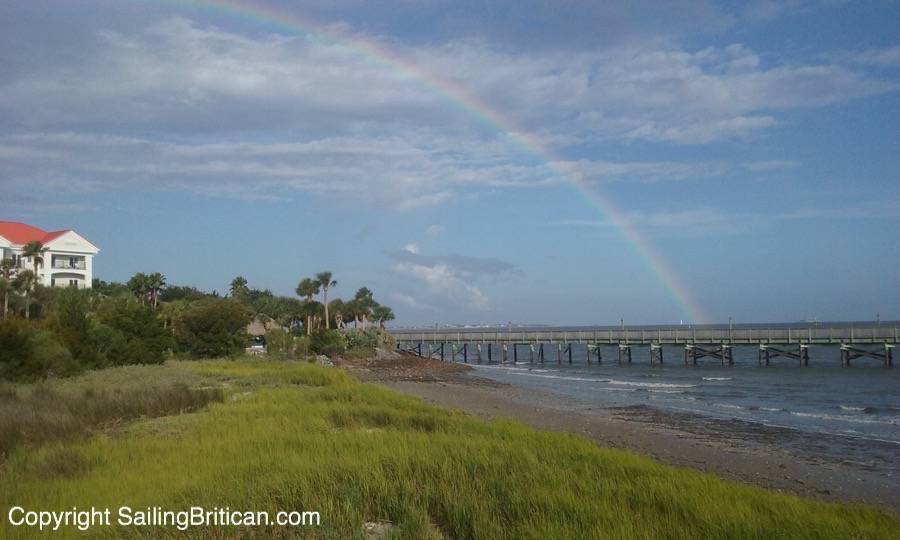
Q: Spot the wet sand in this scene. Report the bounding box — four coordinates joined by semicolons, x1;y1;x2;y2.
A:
345;353;900;514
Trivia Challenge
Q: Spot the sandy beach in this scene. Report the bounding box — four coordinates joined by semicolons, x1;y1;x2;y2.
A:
346;353;900;514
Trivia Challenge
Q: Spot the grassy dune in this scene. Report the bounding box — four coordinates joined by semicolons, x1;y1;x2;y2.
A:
1;360;898;539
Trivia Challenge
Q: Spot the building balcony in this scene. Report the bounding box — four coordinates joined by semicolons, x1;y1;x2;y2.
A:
52;260;86;270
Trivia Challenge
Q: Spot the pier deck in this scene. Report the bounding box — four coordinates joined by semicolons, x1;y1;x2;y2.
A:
391;323;896;367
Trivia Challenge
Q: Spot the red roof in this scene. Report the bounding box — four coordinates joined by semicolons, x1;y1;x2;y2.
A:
0;221;71;245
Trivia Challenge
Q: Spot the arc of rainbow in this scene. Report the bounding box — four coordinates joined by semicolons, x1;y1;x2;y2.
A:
143;0;709;324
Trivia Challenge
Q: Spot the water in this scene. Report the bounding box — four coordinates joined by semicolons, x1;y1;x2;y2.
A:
451;344;900;472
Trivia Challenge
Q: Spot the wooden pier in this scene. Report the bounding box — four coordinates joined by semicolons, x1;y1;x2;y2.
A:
392;323;896;367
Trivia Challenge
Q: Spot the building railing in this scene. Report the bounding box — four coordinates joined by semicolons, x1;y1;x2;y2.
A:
52;261;86;270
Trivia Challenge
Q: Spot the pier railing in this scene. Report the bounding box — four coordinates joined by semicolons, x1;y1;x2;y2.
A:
391;325;899;345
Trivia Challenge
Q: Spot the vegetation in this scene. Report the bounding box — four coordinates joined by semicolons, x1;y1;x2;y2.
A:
173;297;250;358
1;359;897;539
0;263;394;381
310;329;348;356
0;364;223;460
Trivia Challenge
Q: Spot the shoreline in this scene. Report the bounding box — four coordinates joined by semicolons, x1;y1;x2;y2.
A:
347;353;900;514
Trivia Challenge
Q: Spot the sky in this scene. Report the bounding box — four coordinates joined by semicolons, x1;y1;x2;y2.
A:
1;0;898;326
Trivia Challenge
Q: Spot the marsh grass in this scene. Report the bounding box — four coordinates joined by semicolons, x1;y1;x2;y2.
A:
0;364;224;460
1;359;898;539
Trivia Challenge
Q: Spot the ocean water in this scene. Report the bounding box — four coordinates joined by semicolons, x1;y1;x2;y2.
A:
442;344;900;472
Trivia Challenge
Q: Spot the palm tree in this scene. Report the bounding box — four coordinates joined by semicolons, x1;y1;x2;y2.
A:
22;240;48;278
329;298;345;330
127;272;150;305
147;272;167;309
230;276;249;299
316;272;337;330
353;287;376;329
372;305;395;331
13;270;38;320
295;278;320;335
1;258;16;319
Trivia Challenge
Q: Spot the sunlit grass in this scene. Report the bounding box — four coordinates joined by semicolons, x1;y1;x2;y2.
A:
1;359;897;539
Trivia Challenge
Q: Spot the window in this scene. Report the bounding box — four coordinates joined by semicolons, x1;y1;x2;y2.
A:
69;279;78;287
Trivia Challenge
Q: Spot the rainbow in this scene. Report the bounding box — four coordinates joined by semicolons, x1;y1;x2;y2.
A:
142;0;709;323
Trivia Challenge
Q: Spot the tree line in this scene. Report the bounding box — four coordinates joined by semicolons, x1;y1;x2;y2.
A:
0;241;394;381
233;271;395;335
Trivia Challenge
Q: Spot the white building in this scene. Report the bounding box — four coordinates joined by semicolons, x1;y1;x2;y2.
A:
0;221;99;289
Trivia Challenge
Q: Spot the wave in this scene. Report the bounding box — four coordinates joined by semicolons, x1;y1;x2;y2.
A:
507;372;609;383
608;380;698;389
702;377;732;381
838;405;865;412
713;403;744;410
790;411;898;425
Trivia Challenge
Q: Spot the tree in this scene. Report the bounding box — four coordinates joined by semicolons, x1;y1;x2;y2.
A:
230;276;249;300
295;278;320;335
353;287;377;329
146;272;167;309
372;305;395;331
316;272;337;330
22;240;48;277
12;270;38;320
95;295;173;365
0;258;16;319
173;298;251;358
127;273;150;305
329;298;346;329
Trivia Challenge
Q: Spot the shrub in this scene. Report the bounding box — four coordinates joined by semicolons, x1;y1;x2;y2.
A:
30;329;79;379
174;298;250;358
345;329;378;349
0;318;37;381
310;330;347;356
0;320;79;382
264;328;291;357
95;296;172;365
52;288;98;367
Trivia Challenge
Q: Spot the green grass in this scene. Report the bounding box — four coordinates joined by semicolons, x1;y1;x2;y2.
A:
1;359;898;539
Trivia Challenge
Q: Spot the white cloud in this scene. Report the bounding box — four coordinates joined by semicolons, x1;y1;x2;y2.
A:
389;248;518;310
388;292;436;312
394;262;489;310
425;224;446;237
0;17;894;207
842;46;900;67
1;18;893;147
744;160;801;172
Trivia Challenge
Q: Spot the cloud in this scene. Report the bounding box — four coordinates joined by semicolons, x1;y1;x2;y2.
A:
425;224;446;237
394;262;489;310
551;200;900;236
744;160;802;172
390;249;518;277
2;18;893;146
0;17;895;208
562;159;728;183
842;46;900;67
389;248;518;310
388;292;436;312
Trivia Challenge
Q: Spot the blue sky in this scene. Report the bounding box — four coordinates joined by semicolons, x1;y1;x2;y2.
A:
1;0;898;325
